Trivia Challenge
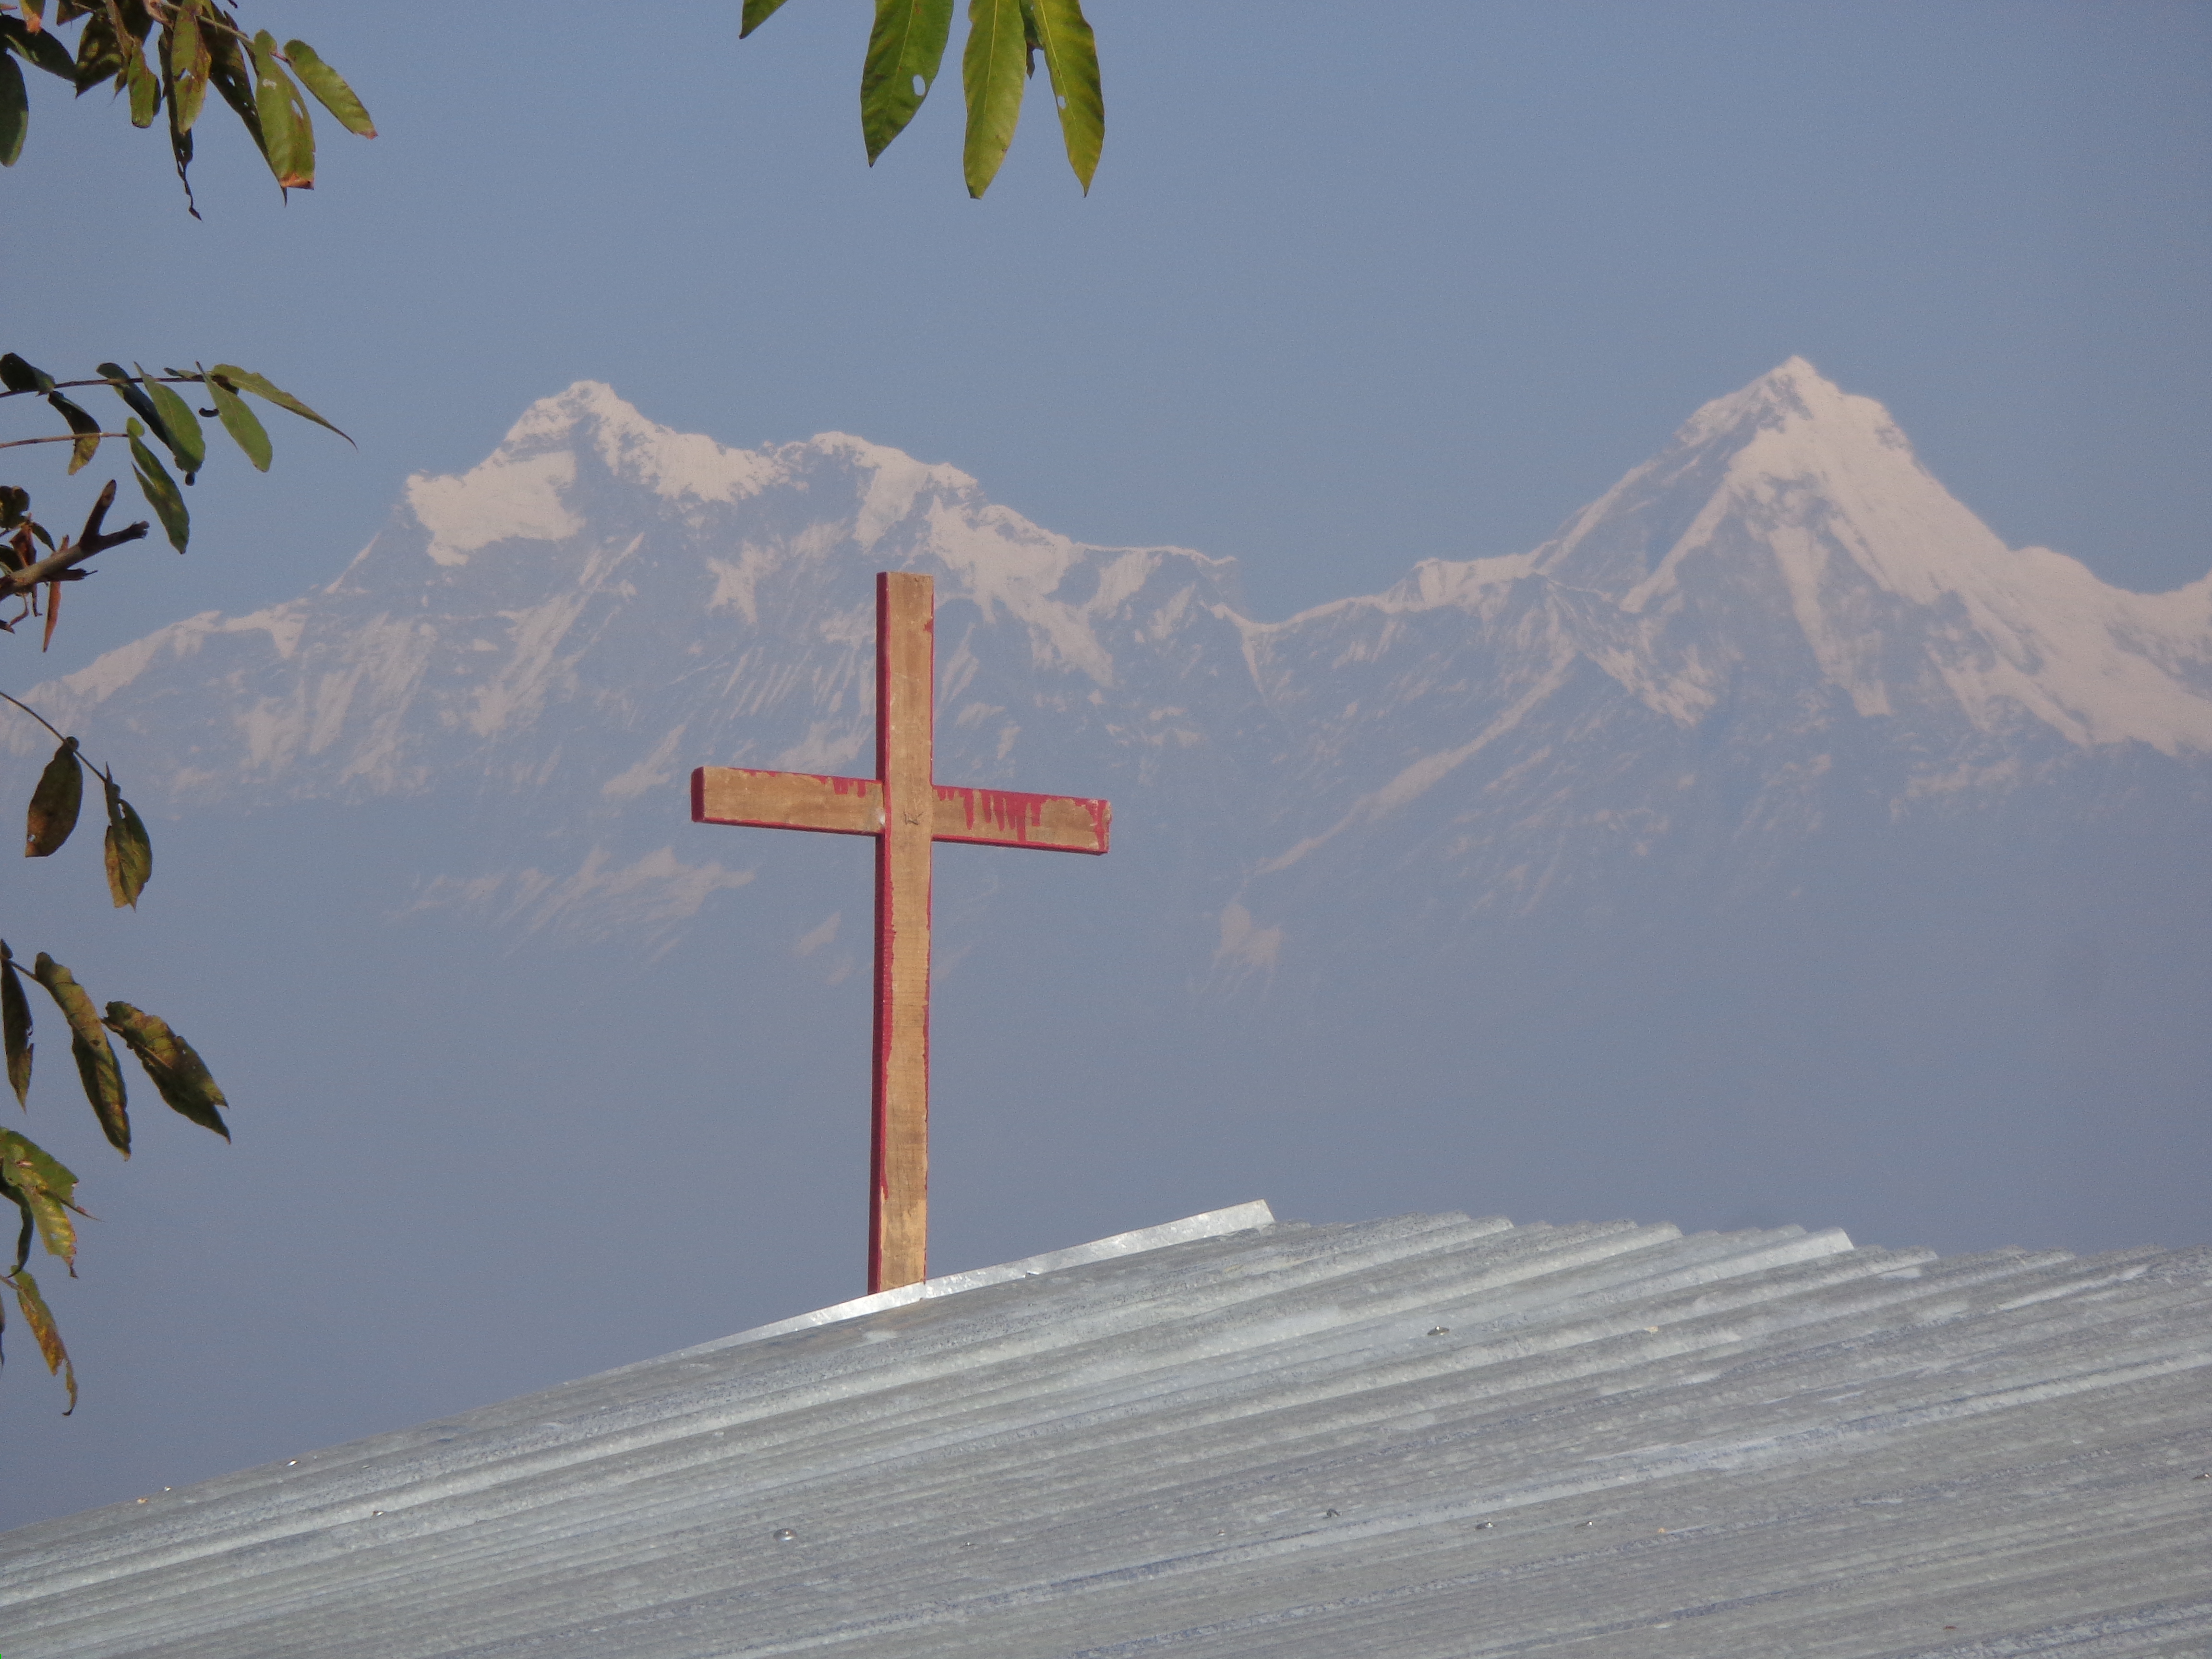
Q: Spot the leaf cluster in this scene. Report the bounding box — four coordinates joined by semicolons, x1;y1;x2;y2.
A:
0;710;229;1412
0;1;373;210
744;0;1103;198
1;353;346;645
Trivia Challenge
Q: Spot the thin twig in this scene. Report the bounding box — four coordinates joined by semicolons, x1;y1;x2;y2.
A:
0;434;132;451
0;373;205;402
0;691;69;745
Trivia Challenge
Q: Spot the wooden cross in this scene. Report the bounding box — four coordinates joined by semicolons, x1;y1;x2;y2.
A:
691;572;1111;1294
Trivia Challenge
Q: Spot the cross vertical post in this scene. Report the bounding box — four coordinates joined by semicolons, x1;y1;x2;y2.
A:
690;570;1110;1295
871;571;934;1293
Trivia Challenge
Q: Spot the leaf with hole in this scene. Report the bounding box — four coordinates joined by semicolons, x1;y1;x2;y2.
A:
862;0;955;164
24;735;81;858
103;1003;226;1140
247;30;313;189
201;17;261;150
30;955;128;1156
168;0;208;134
1021;0;1100;192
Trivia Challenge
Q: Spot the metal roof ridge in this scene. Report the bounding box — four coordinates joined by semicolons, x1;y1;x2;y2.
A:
680;1200;1282;1356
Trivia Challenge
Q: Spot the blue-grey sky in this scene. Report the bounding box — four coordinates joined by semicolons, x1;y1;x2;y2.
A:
5;0;2208;683
4;2;2211;1529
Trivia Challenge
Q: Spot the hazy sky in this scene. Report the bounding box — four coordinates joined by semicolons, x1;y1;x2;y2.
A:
4;0;2207;682
4;1;2211;1533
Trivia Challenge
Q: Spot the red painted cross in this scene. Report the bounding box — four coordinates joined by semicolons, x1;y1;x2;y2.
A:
691;572;1111;1293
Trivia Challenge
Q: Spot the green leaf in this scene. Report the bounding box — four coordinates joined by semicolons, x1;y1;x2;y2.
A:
0;15;76;81
1021;0;1100;192
44;392;101;474
30;954;128;1156
0;49;26;168
208;364;350;444
280;39;373;138
962;0;1028;198
98;361;174;448
1;945;31;1108
201;17;261;153
102;1002;226;1140
0;1172;26;1273
97;767;152;906
5;1266;78;1412
124;420;189;553
738;0;794;39
139;364;204;475
24;735;82;858
0;1129;80;1269
247;30;313;190
168;0;207;133
0;352;54;393
204;373;271;471
71;7;120;96
862;0;955;165
126;48;159;127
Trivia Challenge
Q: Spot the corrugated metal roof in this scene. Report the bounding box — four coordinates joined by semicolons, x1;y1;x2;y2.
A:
4;1203;2208;1657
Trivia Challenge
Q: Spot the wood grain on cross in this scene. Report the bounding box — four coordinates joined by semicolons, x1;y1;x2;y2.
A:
691;572;1111;1293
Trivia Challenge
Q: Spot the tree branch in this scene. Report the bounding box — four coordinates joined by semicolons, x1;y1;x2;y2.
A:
0;433;132;452
0;483;147;601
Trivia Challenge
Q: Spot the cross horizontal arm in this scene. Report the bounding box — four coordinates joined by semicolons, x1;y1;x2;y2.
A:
931;785;1110;854
692;768;1109;854
692;767;883;836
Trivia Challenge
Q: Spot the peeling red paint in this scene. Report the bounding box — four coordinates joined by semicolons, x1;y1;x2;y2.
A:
690;572;1111;1298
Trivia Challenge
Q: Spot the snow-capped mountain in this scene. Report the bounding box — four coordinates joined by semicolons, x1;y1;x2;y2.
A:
9;359;2207;1266
20;360;2207;961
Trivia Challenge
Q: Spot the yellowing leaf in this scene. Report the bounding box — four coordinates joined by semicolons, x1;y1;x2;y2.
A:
24;735;82;858
44;393;102;475
0;1128;80;1269
30;955;128;1156
99;769;152;906
102;1002;225;1141
4;1267;77;1412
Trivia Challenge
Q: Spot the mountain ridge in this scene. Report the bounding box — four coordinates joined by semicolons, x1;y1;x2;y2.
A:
9;359;2207;965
